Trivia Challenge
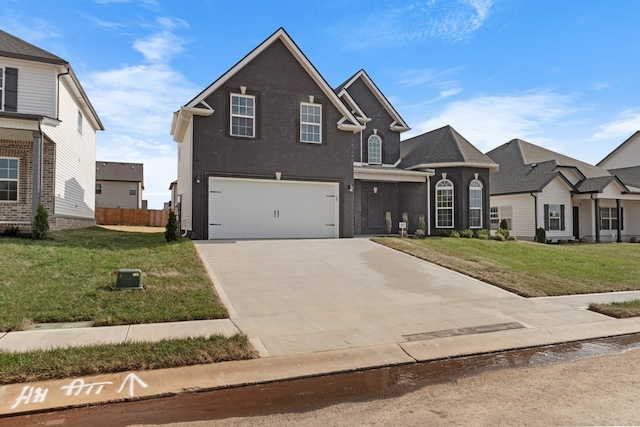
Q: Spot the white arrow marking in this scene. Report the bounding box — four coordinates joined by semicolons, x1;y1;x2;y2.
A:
117;373;148;397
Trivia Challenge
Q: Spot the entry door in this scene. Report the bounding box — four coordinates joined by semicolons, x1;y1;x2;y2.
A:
208;177;339;239
573;206;580;239
367;192;383;230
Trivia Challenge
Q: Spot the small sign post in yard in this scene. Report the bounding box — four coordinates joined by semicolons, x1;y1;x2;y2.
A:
399;222;407;238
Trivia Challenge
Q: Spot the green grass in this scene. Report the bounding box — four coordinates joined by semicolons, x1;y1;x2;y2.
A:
374;237;640;297
0;334;256;385
0;227;228;331
589;300;640;318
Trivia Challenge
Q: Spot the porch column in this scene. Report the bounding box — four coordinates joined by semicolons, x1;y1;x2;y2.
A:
31;130;43;219
594;198;600;243
616;198;622;243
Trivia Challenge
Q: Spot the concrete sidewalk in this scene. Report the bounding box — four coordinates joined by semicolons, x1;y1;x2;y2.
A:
2;238;640;417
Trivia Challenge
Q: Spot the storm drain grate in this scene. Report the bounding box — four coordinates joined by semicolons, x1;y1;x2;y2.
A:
403;322;525;342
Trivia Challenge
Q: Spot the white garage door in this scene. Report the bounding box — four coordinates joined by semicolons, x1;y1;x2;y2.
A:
208;177;339;239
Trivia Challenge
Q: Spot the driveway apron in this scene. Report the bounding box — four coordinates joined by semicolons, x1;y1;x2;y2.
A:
194;239;607;357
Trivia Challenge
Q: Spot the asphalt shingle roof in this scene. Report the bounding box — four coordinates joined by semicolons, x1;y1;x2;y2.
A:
399;125;497;169
0;29;67;64
609;166;640;189
96;162;144;184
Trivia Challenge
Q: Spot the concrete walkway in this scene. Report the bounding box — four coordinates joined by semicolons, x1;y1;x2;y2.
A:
2;238;640;417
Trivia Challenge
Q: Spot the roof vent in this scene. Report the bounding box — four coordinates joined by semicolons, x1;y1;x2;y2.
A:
531;163;537;168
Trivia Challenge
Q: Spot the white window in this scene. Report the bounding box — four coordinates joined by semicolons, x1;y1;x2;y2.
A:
230;94;255;137
490;206;512;230
129;184;137;196
600;207;618;230
95;183;102;195
0;157;18;201
548;204;561;231
300;102;321;143
368;134;382;164
436;179;454;228
77;111;83;135
469;180;482;228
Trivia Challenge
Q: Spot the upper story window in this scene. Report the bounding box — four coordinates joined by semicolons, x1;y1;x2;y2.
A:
469;180;483;228
77;111;83;135
300;102;321;144
0;157;18;202
95;183;102;195
129;184;137;196
368;134;382;164
436;179;454;228
230;94;255;137
1;67;17;112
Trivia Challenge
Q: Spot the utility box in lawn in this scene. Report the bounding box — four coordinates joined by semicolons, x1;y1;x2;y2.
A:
115;269;143;290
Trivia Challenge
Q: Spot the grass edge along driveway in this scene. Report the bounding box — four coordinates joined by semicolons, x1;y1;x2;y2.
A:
373;237;640;298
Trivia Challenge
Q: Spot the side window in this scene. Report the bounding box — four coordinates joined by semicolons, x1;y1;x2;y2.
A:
0;157;19;201
469;180;483;228
367;134;382;164
436;179;454;228
78;111;83;135
300;102;322;143
95;183;102;195
230;94;255;138
129;184;137;196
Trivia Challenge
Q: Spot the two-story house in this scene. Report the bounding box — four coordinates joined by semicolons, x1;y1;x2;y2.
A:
95;161;144;209
171;28;495;239
0;30;103;232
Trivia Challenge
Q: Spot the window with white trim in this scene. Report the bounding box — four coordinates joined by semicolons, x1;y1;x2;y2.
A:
490;206;512;230
77;111;83;135
469;180;482;228
300;102;321;143
230;94;255;137
368;134;382;164
600;207;618;230
95;183;102;195
548;204;561;231
0;157;18;201
436;179;454;228
129;184;137;196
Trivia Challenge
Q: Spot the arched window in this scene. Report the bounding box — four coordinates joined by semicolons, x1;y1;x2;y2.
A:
469;180;483;228
368;134;382;164
436;179;454;228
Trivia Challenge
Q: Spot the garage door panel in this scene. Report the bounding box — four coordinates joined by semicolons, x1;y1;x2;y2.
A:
208;177;338;239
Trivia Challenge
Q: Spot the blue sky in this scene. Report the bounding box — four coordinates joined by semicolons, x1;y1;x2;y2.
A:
4;0;640;208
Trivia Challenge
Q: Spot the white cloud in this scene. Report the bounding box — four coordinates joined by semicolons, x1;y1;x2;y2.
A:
332;0;496;49
593;109;640;140
409;90;576;152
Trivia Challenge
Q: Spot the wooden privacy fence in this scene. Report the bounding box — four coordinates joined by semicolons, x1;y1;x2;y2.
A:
96;207;169;227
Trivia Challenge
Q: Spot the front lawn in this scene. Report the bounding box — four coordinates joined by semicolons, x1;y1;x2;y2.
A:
374;237;640;297
0;227;228;331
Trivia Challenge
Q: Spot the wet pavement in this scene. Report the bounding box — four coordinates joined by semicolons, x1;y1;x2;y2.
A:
6;333;640;427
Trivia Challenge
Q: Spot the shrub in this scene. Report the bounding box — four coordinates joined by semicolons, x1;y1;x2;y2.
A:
165;210;179;242
418;215;426;232
402;212;409;226
450;230;460;238
630;236;637;243
507;235;518;241
496;228;509;239
493;232;505;241
439;229;451;237
2;225;20;237
414;229;426;238
385;211;392;236
460;229;473;238
535;227;546;243
476;229;489;239
31;203;49;240
499;219;509;230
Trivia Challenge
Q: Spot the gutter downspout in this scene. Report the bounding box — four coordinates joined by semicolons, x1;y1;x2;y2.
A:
591;193;600;243
56;65;70;121
530;192;538;236
359;129;363;164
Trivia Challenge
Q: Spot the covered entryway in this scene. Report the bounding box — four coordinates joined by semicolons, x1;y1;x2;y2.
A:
208;177;339;239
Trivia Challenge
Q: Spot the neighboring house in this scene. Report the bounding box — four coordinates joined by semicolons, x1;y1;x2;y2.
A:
487;138;640;242
168;180;178;212
171;28;494;240
95;161;144;209
0;30;103;232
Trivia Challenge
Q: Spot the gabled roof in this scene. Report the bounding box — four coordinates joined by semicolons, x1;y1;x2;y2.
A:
609;166;640;189
486;139;624;196
335;70;410;133
175;28;362;136
96;161;144;186
0;29;66;65
399;125;498;171
597;130;640;167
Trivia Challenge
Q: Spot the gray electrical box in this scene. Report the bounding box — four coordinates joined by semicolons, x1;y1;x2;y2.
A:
115;269;143;290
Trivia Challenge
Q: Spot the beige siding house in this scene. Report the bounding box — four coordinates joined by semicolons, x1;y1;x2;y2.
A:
0;29;103;232
95;161;144;209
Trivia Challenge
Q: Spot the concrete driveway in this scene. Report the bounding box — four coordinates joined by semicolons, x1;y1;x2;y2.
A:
195;238;607;357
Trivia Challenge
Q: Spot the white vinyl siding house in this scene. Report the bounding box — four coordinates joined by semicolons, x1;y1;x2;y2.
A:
491;193;534;238
537;177;573;240
176;119;193;233
2;56;56;117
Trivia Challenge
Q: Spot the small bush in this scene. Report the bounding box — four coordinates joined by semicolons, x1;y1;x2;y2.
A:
414;229;426;239
476;229;489;240
460;229;473;238
496;228;509;239
630;236;637;243
402;212;409;226
165;210;179;242
439;229;451;237
535;227;546;243
31;203;49;240
385;212;392;236
2;225;19;237
499;219;509;230
418;215;426;232
450;230;460;238
493;232;505;241
507;235;517;241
